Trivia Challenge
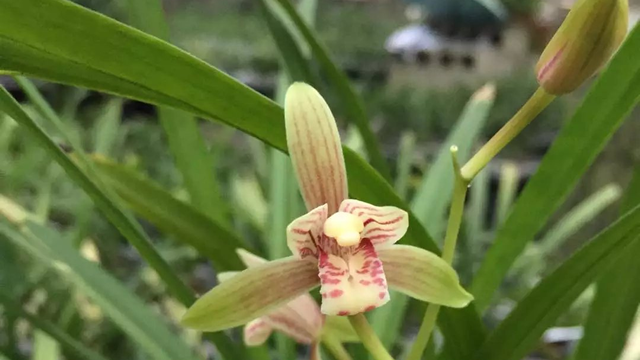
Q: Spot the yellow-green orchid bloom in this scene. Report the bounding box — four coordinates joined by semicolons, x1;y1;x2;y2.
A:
181;83;472;333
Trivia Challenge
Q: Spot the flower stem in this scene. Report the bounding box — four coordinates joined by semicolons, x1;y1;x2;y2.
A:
321;334;354;360
460;87;555;181
348;313;394;360
310;341;322;360
406;147;468;360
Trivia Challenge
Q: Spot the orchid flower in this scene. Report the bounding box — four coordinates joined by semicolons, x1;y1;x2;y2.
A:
181;83;472;333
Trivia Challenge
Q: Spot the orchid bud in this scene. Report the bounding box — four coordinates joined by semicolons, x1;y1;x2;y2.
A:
536;0;628;94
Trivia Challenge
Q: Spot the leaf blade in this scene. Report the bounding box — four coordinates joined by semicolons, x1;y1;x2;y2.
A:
473;204;640;360
573;164;640;360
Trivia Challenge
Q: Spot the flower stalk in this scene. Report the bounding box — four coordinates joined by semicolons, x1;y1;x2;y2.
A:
460;87;555;181
406;147;468;360
321;334;354;360
348;314;394;360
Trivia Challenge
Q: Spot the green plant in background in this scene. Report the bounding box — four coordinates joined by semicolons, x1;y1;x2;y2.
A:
0;0;639;360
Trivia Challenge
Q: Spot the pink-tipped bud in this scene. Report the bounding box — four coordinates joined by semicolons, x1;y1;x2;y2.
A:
536;0;629;94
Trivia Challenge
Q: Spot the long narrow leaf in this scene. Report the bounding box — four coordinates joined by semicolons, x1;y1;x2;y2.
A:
91;156;244;270
537;183;622;255
395;131;417;200
573;164;640;360
0;220;201;360
495;162;519;226
125;0;228;223
259;0;312;83
472;24;640;310
473;204;640;360
411;84;496;237
271;0;390;179
0;292;109;360
0;87;242;358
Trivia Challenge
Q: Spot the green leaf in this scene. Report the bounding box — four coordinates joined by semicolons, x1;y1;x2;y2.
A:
495;162;519;226
0;0;486;354
0;87;242;358
510;183;622;279
0;0;286;150
573;164;640;360
267;75;302;260
92;98;123;155
411;84;496;238
473;204;640;360
465;168;490;254
537;183;622;255
271;0;390;179
0;86;191;300
33;331;61;360
0;292;109;360
0;220;201;360
259;0;312;83
124;0;228;223
471;24;640;310
90;156;244;270
395;131;417;201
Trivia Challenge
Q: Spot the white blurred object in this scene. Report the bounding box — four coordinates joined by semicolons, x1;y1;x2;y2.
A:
543;326;583;344
385;24;447;55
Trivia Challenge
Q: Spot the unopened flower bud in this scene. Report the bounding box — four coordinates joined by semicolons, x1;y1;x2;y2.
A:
536;0;628;94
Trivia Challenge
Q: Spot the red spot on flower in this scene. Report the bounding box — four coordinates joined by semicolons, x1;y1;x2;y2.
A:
365;305;376;312
338;311;350;316
359;280;371;286
379;292;387;300
371;269;383;277
329;289;344;298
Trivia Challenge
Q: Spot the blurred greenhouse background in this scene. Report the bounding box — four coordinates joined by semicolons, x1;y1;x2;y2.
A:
1;0;640;359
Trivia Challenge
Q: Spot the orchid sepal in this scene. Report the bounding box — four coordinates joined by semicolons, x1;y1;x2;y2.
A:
378;245;473;308
181;256;319;332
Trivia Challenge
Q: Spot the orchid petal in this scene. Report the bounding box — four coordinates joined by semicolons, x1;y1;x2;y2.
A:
262;284;324;344
285;83;348;214
263;305;318;344
318;240;390;316
181;257;319;332
287;204;327;259
339;199;409;249
378;245;473;308
236;248;268;267
244;318;273;346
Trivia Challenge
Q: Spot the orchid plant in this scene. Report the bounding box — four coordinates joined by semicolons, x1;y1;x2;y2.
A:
181;83;472;357
0;0;634;359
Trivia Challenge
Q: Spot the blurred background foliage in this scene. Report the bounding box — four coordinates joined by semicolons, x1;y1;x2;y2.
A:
1;0;639;359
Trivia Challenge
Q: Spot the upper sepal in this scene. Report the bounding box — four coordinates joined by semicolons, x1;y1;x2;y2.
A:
181;257;319;332
378;245;473;308
285;83;348;214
